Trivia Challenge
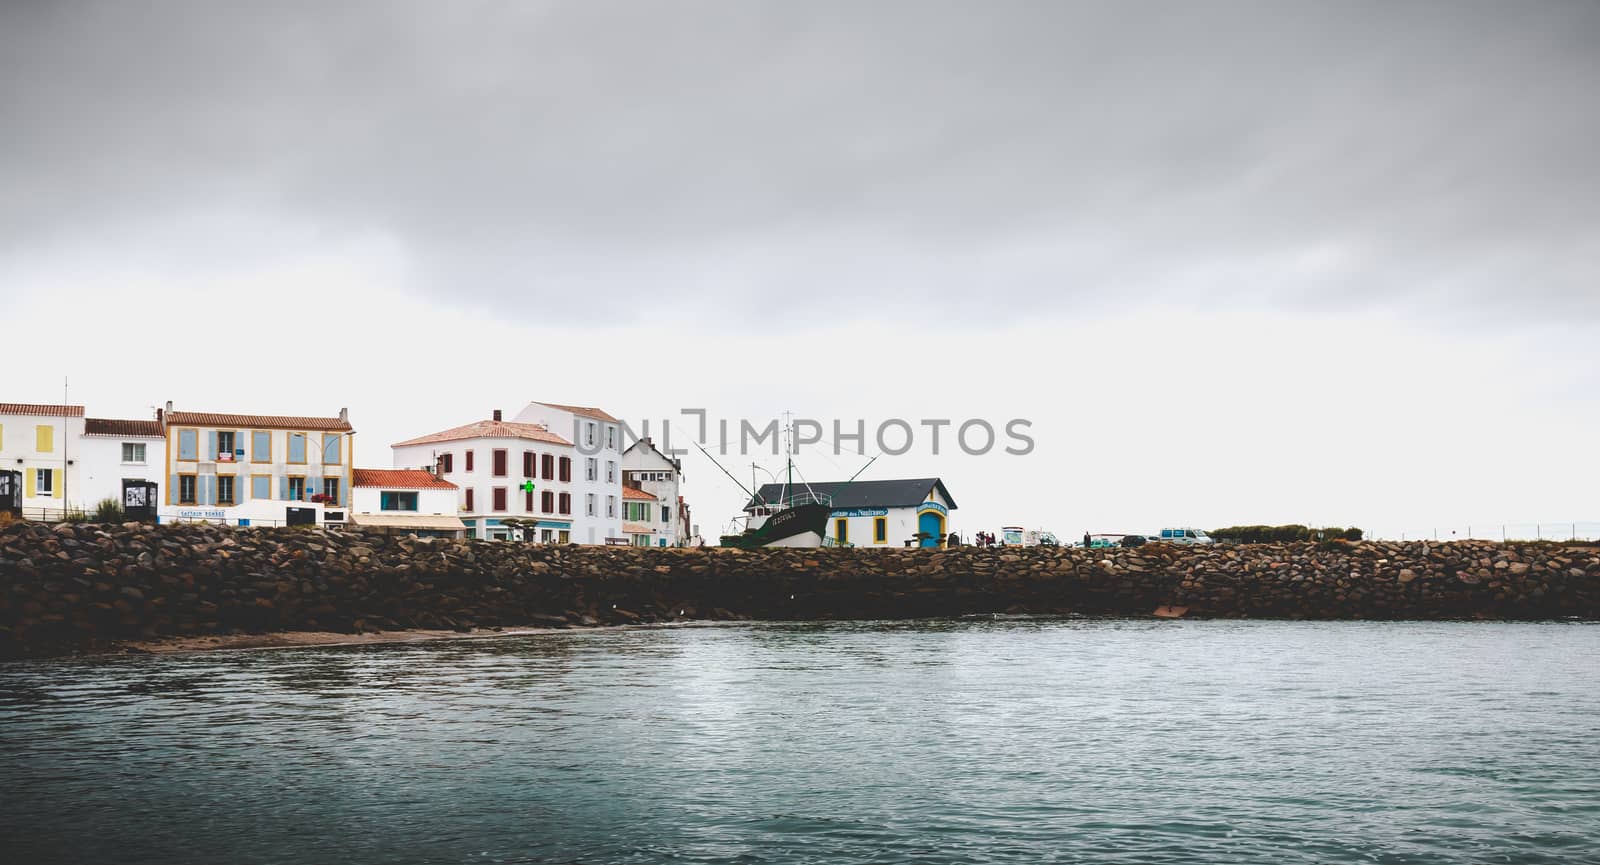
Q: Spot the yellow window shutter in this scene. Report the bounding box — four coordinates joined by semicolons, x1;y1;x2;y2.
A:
25;469;34;497
49;469;58;497
37;425;53;453
0;422;5;449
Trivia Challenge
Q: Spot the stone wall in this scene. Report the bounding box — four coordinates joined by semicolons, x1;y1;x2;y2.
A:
2;520;1598;657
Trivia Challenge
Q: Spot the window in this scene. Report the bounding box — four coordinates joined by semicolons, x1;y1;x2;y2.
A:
252;430;271;462
874;517;888;544
493;449;508;477
585;493;596;516
441;453;454;473
585;422;596;447
626;501;646;522
216;431;235;459
607;426;615;448
252;475;272;500
558;492;571;515
216;475;236;505
288;476;306;501
177;429;198;461
606;461;615;483
323;478;340;502
31;468;53;496
465;488;475;511
541;529;553;543
661;505;670;523
525;489;534;512
381;491;419;511
606;495;616;518
523;451;534;478
558;457;571;482
585;458;597;481
178;474;197;504
835;518;849;544
322;435;341;465
287;433;307;464
465;450;475;472
35;424;54;453
492;487;507;511
541;454;554;480
558;530;570;544
541;490;554;513
121;442;146;463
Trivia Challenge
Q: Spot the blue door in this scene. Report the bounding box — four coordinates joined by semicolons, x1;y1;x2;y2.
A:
919;511;943;547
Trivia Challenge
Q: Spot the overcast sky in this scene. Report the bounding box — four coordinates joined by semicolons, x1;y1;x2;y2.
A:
3;1;1597;540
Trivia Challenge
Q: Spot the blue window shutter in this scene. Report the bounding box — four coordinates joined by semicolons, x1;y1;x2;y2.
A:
236;430;246;460
280;476;289;500
206;431;217;461
200;475;213;505
169;474;179;504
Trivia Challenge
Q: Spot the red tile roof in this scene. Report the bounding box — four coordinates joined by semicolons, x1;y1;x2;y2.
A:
84;418;164;438
392;419;573;448
530;402;619;423
622;486;655;500
167;411;352;432
352;468;458;490
0;403;85;417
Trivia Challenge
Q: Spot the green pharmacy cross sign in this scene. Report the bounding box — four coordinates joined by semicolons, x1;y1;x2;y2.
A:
520;480;536;494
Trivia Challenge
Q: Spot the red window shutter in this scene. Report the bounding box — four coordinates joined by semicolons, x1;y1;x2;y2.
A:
525;490;533;512
493;487;507;511
559;493;570;515
465;488;474;511
559;457;571;482
493;449;508;477
466;450;475;471
542;454;553;480
523;451;533;477
441;453;453;473
542;491;553;513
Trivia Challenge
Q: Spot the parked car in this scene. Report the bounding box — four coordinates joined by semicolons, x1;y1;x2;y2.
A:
1120;534;1148;548
1157;527;1214;545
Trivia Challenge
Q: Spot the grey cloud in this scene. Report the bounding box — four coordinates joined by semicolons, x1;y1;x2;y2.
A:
2;0;1597;325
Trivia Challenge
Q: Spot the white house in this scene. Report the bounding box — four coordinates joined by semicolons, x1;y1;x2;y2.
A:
0;402;86;519
160;405;355;527
621;436;689;547
391;409;576;542
512;401;623;544
746;477;958;548
79;414;166;514
349;468;464;538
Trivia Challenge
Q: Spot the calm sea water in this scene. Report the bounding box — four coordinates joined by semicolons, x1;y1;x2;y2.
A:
2;619;1598;864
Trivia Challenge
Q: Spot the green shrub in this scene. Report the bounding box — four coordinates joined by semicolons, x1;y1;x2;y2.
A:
1211;524;1365;544
93;498;125;523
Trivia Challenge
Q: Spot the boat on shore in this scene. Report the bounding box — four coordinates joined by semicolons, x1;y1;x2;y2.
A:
719;492;833;549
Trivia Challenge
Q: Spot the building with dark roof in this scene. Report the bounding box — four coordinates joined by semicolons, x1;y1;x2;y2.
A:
747;477;956;548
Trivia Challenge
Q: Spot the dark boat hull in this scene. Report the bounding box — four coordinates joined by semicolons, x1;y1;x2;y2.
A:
720;502;832;549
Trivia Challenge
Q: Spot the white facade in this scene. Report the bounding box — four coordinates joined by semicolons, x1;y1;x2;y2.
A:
828;487;955;548
159;407;355;527
513;402;623;544
620;437;687;547
78;418;165;511
350;469;464;537
0;403;86;519
391;413;577;543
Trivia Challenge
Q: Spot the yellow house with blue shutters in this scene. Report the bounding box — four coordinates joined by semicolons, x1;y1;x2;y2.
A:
0;402;86;519
160;404;354;527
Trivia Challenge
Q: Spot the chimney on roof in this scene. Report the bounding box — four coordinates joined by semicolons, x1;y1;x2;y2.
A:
493;409;503;422
339;407;349;423
165;400;173;413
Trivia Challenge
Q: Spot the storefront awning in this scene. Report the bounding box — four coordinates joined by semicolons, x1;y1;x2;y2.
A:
350;513;467;531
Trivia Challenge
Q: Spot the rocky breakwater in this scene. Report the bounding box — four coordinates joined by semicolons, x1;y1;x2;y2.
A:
1;520;1598;657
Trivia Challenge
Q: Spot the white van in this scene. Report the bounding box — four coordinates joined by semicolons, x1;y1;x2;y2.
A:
1158;527;1214;545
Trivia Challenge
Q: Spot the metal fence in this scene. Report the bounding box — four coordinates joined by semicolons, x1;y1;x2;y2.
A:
1382;522;1600;543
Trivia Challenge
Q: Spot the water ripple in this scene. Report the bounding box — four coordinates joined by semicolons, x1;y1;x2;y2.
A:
2;619;1598;864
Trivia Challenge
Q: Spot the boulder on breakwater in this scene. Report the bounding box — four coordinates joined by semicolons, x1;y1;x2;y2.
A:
1;520;1597;658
